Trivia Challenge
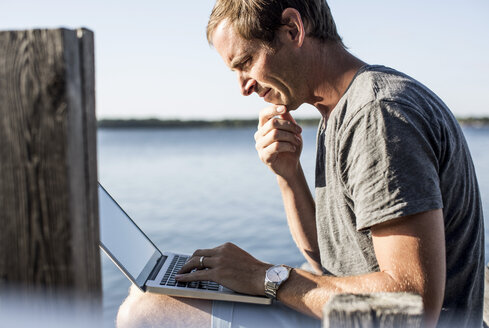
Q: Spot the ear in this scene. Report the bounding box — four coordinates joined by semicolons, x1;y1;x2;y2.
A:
280;8;305;47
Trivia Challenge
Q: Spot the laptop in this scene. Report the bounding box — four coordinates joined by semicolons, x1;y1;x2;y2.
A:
98;183;271;305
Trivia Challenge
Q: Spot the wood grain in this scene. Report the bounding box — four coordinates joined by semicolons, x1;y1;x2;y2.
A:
0;28;100;304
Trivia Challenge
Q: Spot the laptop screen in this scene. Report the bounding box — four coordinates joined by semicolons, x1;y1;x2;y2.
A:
98;184;161;285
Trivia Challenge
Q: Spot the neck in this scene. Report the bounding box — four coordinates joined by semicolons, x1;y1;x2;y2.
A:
304;41;366;120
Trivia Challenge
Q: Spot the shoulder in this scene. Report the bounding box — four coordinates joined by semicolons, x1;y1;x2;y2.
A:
329;65;443;139
343;65;435;112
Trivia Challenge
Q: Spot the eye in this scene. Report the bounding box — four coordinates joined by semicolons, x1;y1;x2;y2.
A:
241;56;252;69
230;56;253;72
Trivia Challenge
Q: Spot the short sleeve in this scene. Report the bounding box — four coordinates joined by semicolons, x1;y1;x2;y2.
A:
338;100;443;230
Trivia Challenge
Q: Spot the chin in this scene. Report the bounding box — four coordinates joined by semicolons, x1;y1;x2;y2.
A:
268;95;301;111
285;103;301;112
280;98;301;112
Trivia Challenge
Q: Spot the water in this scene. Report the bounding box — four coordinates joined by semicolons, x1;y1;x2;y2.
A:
98;125;489;327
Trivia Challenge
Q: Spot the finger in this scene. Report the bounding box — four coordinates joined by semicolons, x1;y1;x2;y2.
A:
178;256;199;274
258;105;287;128
178;256;207;274
179;253;218;274
279;111;298;124
255;117;301;141
255;129;301;151
175;268;215;282
262;141;297;158
192;248;215;257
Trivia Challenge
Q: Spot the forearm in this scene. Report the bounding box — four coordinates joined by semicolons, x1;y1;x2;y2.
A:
277;163;321;273
277;269;420;319
277;210;446;328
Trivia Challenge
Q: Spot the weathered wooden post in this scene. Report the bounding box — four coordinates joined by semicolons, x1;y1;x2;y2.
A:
0;28;100;310
322;293;423;328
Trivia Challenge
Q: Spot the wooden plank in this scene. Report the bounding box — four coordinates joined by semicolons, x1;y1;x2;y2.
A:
0;28;100;305
323;293;423;328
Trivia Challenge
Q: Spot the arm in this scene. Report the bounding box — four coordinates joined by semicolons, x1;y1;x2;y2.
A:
277;208;445;327
277;166;321;273
254;105;321;272
176;209;445;328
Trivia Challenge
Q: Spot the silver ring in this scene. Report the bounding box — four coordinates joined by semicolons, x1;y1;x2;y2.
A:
199;256;205;269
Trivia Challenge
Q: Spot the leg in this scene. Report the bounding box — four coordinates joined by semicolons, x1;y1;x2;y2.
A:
116;285;212;328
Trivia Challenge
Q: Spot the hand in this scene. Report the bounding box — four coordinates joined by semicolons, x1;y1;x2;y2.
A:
175;242;273;296
254;105;303;179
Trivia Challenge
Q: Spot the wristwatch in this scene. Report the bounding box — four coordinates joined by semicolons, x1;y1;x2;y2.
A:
264;265;292;299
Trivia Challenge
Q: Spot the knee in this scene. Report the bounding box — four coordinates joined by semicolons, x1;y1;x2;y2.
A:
116;285;212;328
116;285;149;328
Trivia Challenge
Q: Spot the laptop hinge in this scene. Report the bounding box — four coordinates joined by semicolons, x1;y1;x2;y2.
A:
148;255;167;281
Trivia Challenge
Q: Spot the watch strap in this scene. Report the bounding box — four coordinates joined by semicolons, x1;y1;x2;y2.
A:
264;280;279;299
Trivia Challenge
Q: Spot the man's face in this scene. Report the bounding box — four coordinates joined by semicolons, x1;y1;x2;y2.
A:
212;20;303;110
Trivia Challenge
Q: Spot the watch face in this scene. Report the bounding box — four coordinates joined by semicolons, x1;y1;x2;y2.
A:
266;266;289;283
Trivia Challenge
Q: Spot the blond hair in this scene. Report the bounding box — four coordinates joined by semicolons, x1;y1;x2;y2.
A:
207;0;343;46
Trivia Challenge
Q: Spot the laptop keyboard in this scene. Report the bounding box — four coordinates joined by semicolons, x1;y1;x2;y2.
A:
160;255;220;291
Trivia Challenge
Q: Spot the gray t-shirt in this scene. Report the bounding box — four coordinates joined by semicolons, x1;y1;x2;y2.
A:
315;65;484;327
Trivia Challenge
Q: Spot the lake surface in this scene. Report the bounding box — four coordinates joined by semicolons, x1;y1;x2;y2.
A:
98;125;489;327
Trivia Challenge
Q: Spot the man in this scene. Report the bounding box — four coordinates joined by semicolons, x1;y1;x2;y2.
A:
117;1;484;327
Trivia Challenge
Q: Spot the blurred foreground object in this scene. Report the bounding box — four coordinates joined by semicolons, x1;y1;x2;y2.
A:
323;293;423;328
0;28;100;314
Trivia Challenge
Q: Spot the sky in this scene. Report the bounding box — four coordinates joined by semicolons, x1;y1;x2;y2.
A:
0;0;488;120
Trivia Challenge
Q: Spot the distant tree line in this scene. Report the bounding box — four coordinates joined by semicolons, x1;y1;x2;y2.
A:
97;117;489;129
457;117;489;126
97;118;322;128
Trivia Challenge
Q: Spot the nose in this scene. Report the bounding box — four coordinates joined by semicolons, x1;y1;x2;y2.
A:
238;72;256;96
